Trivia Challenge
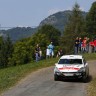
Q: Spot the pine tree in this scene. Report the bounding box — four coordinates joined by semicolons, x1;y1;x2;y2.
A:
86;1;96;38
60;3;86;54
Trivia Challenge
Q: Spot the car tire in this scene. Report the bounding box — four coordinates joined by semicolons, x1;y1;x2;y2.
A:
54;74;59;81
82;75;87;83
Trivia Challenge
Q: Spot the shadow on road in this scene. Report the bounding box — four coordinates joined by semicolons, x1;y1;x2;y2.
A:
56;75;93;83
87;75;92;83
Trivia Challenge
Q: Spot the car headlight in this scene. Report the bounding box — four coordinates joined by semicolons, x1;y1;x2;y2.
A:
78;67;85;72
54;67;60;73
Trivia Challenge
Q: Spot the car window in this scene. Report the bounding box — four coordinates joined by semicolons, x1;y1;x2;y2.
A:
58;59;82;64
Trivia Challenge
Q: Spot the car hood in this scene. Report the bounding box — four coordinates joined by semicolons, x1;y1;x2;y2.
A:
56;64;83;72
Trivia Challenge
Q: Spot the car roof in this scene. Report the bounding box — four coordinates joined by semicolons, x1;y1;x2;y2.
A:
60;55;83;59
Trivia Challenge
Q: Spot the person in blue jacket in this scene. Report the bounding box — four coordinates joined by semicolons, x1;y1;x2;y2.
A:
48;42;54;58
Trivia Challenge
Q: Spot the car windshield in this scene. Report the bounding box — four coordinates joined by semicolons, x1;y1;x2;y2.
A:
58;59;82;64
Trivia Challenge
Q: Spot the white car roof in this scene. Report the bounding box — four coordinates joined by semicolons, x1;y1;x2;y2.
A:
60;55;83;59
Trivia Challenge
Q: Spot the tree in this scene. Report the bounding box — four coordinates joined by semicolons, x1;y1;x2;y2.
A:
9;41;34;66
5;36;14;66
0;36;13;67
38;24;61;46
60;3;86;54
0;36;4;67
8;25;61;65
86;1;96;38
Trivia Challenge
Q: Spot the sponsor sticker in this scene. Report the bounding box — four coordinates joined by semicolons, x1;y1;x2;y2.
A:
59;67;80;70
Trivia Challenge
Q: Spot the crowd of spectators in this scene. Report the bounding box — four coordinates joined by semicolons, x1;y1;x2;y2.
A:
34;36;96;62
35;42;56;62
74;37;96;54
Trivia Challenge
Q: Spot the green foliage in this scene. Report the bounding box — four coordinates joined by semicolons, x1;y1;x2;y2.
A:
0;4;90;68
86;1;96;38
9;25;61;66
9;41;33;66
38;24;61;45
35;25;61;56
0;36;13;68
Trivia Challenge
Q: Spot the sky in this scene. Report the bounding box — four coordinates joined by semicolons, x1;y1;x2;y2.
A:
0;0;96;28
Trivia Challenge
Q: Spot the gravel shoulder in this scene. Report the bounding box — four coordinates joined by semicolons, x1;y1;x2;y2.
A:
88;60;96;78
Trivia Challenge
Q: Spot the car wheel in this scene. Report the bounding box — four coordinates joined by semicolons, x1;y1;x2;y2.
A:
82;75;87;83
54;74;59;81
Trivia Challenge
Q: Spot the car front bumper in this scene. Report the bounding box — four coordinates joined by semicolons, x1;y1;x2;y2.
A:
55;72;85;79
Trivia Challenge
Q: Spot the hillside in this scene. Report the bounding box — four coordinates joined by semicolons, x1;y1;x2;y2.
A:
0;10;87;41
39;10;87;32
0;27;37;42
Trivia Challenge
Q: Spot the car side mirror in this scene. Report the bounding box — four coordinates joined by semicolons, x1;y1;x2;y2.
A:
86;63;88;65
84;62;88;65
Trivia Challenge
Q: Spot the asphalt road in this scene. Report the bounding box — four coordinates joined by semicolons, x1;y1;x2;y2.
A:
2;61;94;96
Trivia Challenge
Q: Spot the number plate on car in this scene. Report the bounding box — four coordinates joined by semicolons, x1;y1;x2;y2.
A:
64;73;73;76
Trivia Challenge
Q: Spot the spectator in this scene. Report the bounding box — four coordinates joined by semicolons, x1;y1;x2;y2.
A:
78;37;82;53
56;50;61;57
56;49;64;57
39;47;42;60
35;44;40;62
46;46;50;59
93;38;96;52
82;37;87;53
60;49;64;56
48;42;54;58
74;37;79;54
86;37;90;53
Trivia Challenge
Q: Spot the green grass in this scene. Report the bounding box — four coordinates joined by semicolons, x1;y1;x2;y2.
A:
0;58;59;93
83;53;96;61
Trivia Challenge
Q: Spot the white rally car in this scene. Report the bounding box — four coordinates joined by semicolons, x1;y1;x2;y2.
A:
54;55;89;82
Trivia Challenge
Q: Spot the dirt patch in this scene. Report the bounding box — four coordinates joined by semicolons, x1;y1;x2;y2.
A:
88;60;96;79
86;61;96;96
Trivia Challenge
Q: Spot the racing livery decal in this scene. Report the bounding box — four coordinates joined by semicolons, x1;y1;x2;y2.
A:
59;67;80;70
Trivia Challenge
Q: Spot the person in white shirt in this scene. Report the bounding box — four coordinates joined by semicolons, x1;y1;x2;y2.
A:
46;46;50;59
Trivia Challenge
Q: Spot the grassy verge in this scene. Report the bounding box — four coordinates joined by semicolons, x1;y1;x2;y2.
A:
0;58;59;94
83;53;96;61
